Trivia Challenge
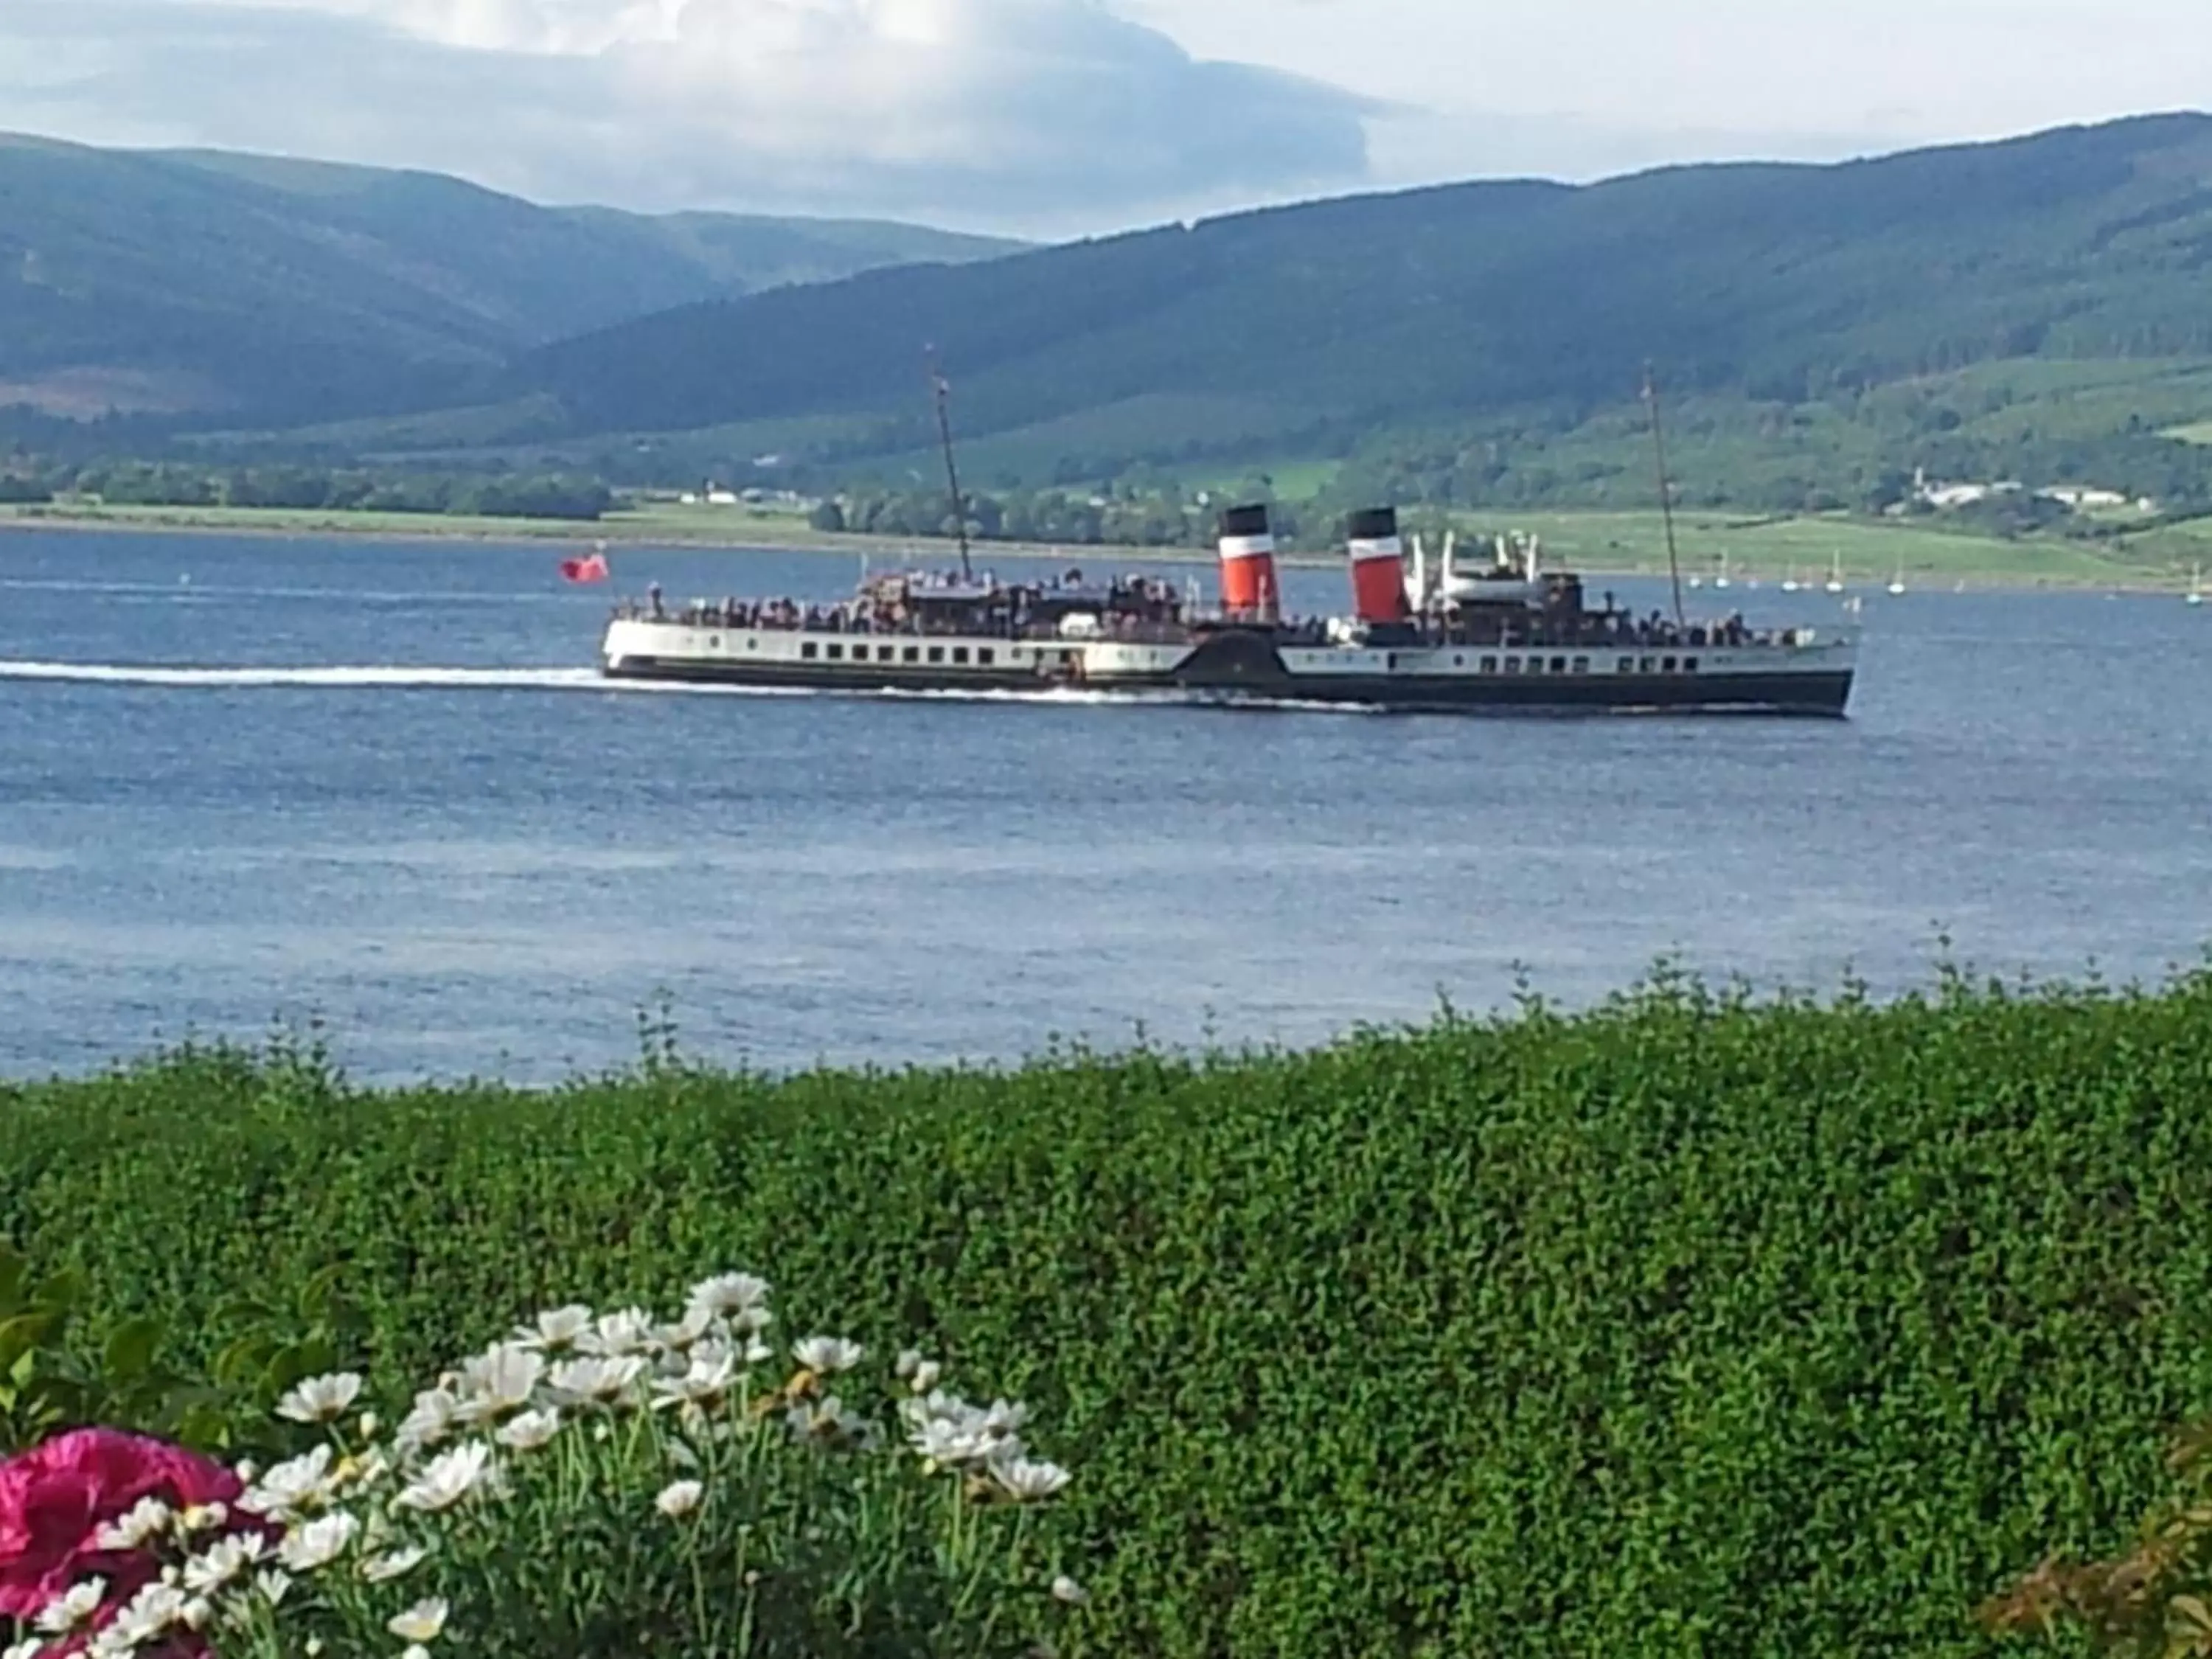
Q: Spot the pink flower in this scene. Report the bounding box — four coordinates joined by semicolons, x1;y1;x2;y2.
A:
0;1430;243;1620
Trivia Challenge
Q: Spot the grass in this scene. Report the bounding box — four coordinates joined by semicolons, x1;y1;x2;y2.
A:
4;498;2198;589
1431;508;2175;587
8;967;2212;1655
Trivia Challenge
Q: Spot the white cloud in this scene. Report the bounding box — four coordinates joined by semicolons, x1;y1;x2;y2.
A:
1130;0;2212;193
0;0;1376;234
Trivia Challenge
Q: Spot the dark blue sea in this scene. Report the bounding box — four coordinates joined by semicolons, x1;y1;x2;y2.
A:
3;528;2208;1083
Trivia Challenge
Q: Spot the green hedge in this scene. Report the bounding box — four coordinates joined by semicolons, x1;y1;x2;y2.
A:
6;971;2212;1655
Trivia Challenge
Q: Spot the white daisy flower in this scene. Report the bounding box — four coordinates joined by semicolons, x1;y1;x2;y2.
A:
396;1441;496;1514
274;1372;364;1425
1051;1574;1089;1606
495;1407;562;1450
453;1343;543;1425
4;1637;44;1659
394;1387;463;1456
546;1354;647;1406
181;1532;270;1594
909;1416;995;1469
515;1304;594;1352
992;1456;1073;1503
686;1273;770;1321
387;1596;449;1643
650;1353;738;1410
239;1444;335;1520
792;1336;863;1374
254;1568;292;1607
654;1479;703;1519
277;1510;361;1573
361;1546;428;1584
35;1579;105;1635
94;1495;172;1551
653;1304;718;1352
579;1307;655;1357
108;1582;189;1649
894;1349;942;1391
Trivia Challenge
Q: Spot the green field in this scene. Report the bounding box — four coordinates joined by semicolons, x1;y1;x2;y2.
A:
7;498;2203;590
7;971;2212;1655
1455;508;2174;587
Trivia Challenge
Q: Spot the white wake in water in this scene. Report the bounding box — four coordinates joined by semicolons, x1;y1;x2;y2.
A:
0;660;1388;714
0;661;611;691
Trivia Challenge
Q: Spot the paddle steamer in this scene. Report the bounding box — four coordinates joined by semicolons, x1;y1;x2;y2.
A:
599;506;1858;716
598;361;1856;716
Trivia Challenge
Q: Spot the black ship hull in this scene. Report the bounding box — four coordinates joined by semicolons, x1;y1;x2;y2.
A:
600;653;1854;717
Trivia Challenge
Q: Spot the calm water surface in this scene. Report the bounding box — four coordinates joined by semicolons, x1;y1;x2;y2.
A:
3;529;2208;1082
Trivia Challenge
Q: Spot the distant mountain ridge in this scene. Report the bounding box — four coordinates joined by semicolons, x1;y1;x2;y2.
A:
0;134;1024;420
476;112;2212;473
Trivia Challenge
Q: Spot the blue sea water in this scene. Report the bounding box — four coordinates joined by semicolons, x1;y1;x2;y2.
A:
2;527;2209;1083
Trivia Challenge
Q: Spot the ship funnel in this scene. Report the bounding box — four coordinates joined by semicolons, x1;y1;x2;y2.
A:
1346;507;1409;625
1216;504;1280;621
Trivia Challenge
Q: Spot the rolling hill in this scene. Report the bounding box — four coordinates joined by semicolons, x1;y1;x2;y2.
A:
473;113;2212;481
0;134;1023;421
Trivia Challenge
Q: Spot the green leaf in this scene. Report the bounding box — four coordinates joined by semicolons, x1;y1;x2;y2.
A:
294;1262;347;1323
28;1267;88;1314
0;1311;60;1375
101;1316;166;1386
0;1243;27;1316
212;1335;279;1390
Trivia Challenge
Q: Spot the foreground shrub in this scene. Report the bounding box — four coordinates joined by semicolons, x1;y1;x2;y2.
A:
0;1245;359;1464
1982;1411;2212;1656
6;970;2212;1655
0;1271;1081;1658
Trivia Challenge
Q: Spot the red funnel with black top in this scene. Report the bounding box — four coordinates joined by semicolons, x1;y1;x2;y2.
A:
1346;507;1408;624
1216;503;1280;620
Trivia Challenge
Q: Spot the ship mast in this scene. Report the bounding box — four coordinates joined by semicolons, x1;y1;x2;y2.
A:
926;347;973;584
1642;360;1687;629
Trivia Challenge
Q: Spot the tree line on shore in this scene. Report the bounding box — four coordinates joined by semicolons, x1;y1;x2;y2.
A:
0;459;615;521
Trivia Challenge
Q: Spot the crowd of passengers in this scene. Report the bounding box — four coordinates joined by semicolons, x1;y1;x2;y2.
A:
614;577;1781;652
1462;604;1766;650
614;570;1184;636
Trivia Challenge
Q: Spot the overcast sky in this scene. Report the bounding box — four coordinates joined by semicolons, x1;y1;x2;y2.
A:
1;0;2205;237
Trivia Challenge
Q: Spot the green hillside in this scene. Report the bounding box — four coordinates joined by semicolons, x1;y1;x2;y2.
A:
0;134;1021;421
483;114;2212;492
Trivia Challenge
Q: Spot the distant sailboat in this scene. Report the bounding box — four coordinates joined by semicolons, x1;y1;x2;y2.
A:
1825;552;1845;594
1781;564;1801;594
1888;560;1907;597
1714;552;1732;591
2189;563;2205;608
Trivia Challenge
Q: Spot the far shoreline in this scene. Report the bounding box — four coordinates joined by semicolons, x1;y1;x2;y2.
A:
1;502;2197;597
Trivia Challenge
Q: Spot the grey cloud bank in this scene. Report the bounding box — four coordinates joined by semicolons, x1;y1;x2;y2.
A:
0;0;1374;235
2;0;2206;236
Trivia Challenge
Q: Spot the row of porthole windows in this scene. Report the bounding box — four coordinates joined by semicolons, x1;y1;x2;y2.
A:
1447;653;1701;675
791;641;998;667
709;637;1703;676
